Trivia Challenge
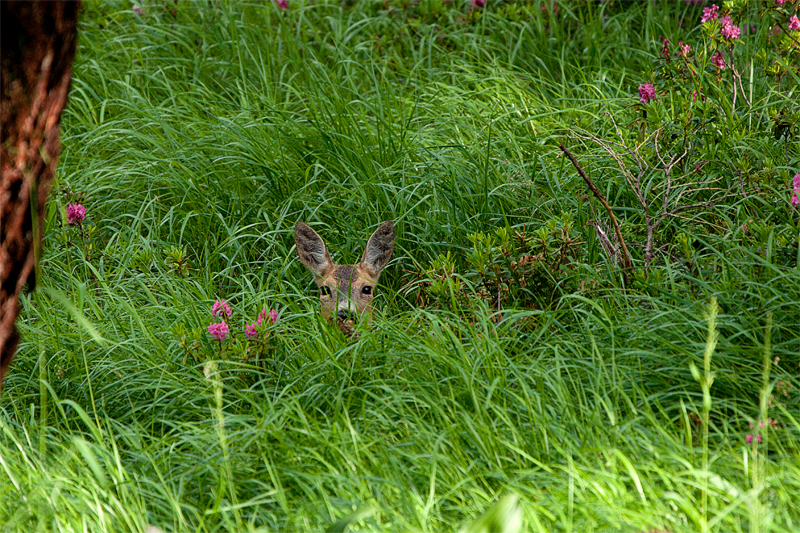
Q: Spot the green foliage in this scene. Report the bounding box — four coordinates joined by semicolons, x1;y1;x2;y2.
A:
1;0;799;532
411;212;582;312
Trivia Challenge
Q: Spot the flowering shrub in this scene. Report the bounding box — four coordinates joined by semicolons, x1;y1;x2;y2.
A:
245;307;278;339
571;0;800;279
204;298;279;362
66;203;86;225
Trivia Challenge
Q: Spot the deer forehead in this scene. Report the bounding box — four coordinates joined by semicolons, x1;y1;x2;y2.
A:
320;264;376;286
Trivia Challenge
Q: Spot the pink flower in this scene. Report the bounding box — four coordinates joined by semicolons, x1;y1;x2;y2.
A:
542;2;560;16
791;173;800;207
212;299;232;319
245;307;278;339
677;41;692;57
701;5;719;24
208;321;229;341
638;83;656;103
276;0;288;9
471;0;486;7
540;1;559;15
722;25;740;41
132;4;144;15
711;51;726;69
746;434;753;444
720;16;741;40
66;203;86;225
789;16;800;32
691;89;706;102
776;0;786;5
256;307;278;326
659;36;671;58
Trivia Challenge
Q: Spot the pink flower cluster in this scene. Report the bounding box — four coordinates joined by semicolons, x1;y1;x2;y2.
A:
208;300;278;341
638;83;656;103
275;0;287;9
66;203;86;225
711;50;726;69
659;36;671;58
745;434;762;444
208;322;229;341
747;419;778;445
701;5;719;24
720;16;741;40
207;298;279;341
789;16;800;32
677;41;692;57
791;173;800;207
212;299;232;319
245;307;279;339
209;299;232;340
539;2;559;15
698;5;741;40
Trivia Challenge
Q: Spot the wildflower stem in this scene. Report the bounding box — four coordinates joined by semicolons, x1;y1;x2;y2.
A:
38;349;47;457
701;297;718;533
752;311;773;533
205;361;242;527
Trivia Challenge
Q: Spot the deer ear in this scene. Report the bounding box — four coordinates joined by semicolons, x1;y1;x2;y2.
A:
361;221;395;276
295;222;332;276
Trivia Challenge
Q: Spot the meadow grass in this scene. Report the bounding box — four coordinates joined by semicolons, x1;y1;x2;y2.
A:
1;1;799;532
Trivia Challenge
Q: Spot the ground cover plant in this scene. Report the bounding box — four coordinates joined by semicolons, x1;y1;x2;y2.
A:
1;0;799;532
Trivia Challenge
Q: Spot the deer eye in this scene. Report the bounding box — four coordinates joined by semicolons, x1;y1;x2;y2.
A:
361;286;372;295
320;286;332;297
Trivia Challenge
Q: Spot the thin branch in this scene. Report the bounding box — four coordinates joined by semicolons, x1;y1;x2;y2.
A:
559;144;634;285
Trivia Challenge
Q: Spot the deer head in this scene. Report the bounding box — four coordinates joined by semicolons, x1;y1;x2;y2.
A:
294;221;395;333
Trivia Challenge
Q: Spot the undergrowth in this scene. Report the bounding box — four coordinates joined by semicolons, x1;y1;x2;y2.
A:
1;1;799;532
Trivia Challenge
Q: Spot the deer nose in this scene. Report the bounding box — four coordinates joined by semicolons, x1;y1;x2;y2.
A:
337;310;355;321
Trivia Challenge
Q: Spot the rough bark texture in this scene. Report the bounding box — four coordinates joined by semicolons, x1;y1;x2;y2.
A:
0;1;80;392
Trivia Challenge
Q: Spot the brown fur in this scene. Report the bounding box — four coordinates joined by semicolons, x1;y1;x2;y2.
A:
295;221;395;331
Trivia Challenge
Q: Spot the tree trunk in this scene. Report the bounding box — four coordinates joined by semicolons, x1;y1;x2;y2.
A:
0;1;80;392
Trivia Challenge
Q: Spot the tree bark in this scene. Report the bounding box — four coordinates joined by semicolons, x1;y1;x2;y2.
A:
0;1;80;392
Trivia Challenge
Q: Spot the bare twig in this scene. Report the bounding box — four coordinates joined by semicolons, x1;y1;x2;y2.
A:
559;144;634;286
587;219;619;266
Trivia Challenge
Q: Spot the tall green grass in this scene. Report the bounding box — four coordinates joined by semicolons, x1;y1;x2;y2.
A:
1;1;798;532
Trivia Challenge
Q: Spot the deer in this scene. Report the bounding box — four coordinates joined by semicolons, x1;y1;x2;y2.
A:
294;221;395;334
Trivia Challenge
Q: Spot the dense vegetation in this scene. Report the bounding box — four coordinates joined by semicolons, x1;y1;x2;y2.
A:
1;0;799;532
